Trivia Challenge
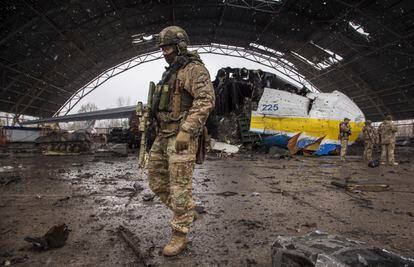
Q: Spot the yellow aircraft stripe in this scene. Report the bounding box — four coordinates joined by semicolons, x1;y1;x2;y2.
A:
250;116;364;141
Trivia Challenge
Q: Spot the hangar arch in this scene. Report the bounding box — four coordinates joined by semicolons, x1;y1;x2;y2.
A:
56;43;319;116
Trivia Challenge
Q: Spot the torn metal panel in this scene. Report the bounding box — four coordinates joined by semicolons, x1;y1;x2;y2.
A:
272;231;414;267
331;181;390;192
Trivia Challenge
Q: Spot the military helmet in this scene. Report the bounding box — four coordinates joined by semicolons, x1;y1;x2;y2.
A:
157;26;189;48
385;115;393;120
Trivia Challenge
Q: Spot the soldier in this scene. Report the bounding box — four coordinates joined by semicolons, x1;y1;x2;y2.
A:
338;118;352;161
147;26;215;256
362;120;378;161
378;115;398;165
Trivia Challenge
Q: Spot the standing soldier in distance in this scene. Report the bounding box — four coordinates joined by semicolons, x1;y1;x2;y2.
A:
362;120;378;161
339;117;352;161
147;26;215;256
378;115;398;165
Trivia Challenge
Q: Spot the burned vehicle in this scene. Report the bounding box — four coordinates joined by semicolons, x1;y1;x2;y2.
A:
108;112;141;148
35;126;92;153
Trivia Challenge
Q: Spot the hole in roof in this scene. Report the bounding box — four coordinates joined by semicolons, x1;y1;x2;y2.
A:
291;42;343;71
143;35;153;41
249;43;284;56
131;33;154;44
348;21;372;41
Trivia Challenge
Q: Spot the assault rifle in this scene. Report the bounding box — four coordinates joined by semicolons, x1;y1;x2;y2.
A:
137;82;157;168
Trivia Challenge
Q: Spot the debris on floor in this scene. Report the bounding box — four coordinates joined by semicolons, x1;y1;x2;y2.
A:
109;144;128;157
272;231;414;267
211;140;240;154
216;191;238;197
141;193;155;202
117;225;151;266
0;166;14;172
43;151;81;156
1;149;413;265
71;163;83;167
331;181;390;192
368;159;380;168
195;204;206;214
0;174;21;186
24;224;70;250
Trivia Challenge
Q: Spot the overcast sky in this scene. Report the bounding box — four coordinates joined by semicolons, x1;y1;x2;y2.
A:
70;53;294;113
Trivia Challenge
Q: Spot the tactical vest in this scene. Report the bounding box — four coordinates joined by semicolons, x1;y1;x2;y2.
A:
152;55;201;132
339;122;351;140
156;71;193;116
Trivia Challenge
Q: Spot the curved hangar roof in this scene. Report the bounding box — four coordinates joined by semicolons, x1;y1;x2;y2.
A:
0;0;413;121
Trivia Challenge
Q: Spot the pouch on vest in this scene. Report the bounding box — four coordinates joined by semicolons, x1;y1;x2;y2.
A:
158;84;170;111
147;82;155;111
196;126;208;164
151;85;162;113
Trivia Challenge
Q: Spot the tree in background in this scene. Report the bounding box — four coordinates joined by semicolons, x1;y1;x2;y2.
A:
78;102;99;113
116;96;131;107
64;97;134;129
65;102;99;130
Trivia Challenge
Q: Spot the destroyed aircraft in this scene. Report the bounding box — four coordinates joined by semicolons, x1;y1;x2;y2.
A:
211;67;365;155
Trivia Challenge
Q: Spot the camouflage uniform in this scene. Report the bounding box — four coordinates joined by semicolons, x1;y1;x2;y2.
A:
378;118;398;165
362;122;378;161
148;53;215;235
338;120;351;161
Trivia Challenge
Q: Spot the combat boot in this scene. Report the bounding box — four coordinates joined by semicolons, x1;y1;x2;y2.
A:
163;230;187;256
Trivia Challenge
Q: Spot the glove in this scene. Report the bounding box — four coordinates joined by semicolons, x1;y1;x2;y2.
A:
175;131;190;152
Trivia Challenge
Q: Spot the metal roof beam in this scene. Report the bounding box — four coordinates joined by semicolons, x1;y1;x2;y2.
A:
340;68;388;117
7;76;71;100
0;98;55;114
0;61;69;94
22;0;99;68
1;87;62;108
0;17;40;46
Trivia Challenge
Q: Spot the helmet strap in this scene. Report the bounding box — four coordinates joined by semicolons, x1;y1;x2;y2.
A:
176;42;187;55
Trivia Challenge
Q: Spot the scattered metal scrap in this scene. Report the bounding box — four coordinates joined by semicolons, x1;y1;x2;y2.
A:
331;181;390;192
211;140;240;154
141;193;155;202
272;231;414;267
24;224;69;250
216;191;238;197
117;225;151;266
0;174;21;186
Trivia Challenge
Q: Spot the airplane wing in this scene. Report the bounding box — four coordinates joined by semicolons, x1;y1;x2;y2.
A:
20;105;136;125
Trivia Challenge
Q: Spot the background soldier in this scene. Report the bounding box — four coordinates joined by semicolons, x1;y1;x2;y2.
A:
362;120;378;161
147;26;215;256
378;115;398;165
338;117;351;161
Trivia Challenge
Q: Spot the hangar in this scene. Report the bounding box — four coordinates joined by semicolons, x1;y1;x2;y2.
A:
0;0;413;266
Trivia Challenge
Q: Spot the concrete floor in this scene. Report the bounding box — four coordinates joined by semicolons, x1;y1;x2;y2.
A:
0;147;413;266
